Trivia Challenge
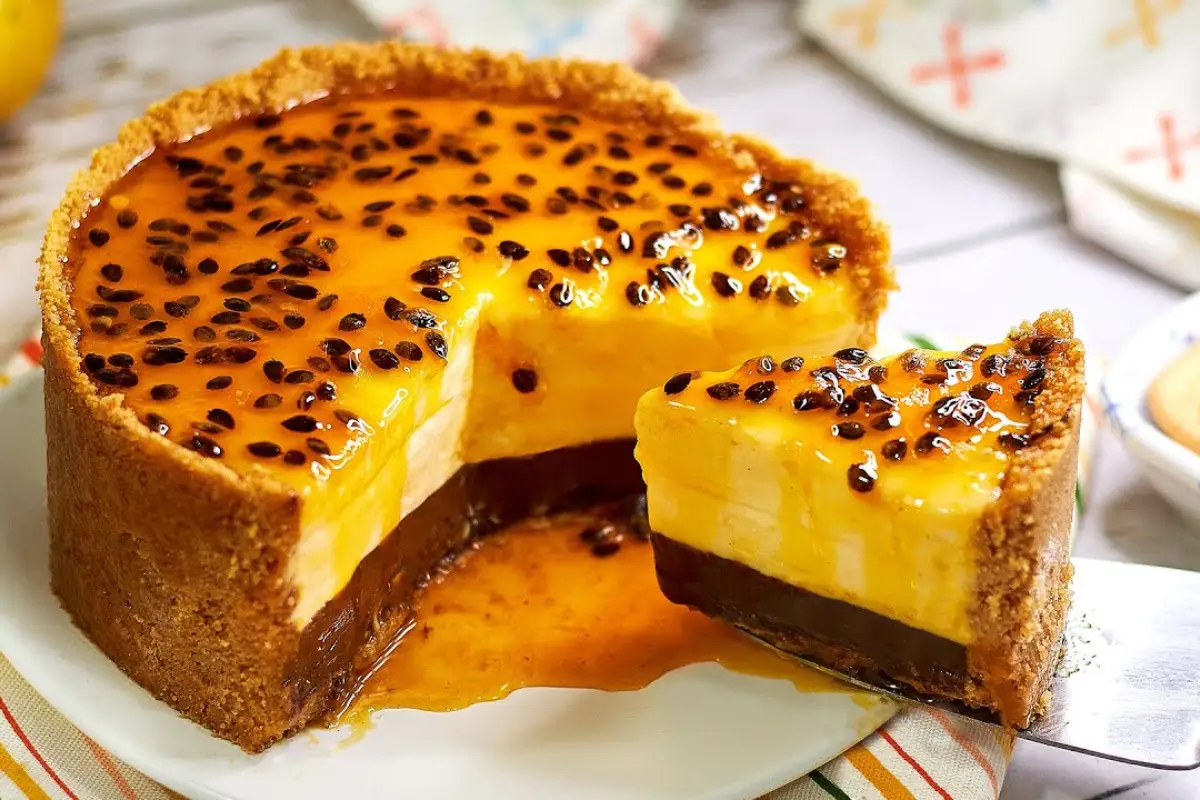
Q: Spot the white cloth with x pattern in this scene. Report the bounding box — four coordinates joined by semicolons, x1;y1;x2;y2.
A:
799;0;1200;290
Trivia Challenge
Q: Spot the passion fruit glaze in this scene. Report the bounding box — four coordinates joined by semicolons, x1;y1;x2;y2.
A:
71;97;866;485
650;333;1067;496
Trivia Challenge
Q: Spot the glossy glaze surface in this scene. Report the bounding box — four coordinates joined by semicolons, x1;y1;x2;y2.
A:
345;513;842;718
70;96;860;481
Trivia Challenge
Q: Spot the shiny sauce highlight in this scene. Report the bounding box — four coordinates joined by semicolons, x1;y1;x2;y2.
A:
341;515;846;720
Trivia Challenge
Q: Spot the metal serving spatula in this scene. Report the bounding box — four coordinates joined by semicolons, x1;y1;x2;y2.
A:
742;558;1200;770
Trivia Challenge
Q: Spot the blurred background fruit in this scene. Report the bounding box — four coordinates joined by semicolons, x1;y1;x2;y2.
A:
0;0;61;121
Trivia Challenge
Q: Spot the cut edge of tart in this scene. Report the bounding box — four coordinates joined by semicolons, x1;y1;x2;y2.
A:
37;43;893;751
635;309;1084;728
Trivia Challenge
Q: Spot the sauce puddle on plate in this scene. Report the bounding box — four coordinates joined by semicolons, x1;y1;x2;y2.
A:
340;513;847;725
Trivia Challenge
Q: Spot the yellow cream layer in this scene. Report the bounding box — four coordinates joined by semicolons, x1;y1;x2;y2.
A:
634;342;1046;645
295;307;868;622
636;401;999;643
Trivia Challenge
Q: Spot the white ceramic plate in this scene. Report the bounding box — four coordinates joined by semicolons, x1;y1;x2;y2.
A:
1104;290;1200;526
0;372;895;800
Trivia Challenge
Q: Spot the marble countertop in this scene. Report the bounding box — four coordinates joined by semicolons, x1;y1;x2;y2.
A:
1;0;1196;797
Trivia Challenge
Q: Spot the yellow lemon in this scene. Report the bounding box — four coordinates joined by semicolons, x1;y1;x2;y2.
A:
0;0;61;121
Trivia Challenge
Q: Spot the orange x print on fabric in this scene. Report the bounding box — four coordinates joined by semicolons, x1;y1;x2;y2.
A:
628;14;662;67
831;0;890;50
1104;0;1185;49
1125;112;1200;182
910;24;1005;111
383;2;449;46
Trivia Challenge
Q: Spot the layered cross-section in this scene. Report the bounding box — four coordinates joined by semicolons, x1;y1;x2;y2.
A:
635;310;1085;726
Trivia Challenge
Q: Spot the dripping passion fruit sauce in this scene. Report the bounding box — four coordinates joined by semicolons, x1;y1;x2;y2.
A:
343;510;845;721
68;96;860;482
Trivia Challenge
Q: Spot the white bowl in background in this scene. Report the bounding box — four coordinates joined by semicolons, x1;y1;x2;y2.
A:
1104;291;1200;526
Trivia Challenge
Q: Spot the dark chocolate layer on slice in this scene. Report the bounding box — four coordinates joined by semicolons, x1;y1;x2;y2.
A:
651;534;970;700
288;439;645;725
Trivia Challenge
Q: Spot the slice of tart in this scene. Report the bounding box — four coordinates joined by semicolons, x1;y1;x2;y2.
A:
38;44;893;751
634;310;1085;727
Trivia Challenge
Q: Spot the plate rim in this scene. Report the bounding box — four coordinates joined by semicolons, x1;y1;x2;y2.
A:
1102;290;1200;516
0;368;896;800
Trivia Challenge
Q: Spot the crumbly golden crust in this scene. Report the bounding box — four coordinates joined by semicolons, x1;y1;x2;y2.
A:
967;309;1085;726
38;43;892;751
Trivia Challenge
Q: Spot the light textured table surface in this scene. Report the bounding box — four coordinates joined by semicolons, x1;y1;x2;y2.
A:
1;0;1197;797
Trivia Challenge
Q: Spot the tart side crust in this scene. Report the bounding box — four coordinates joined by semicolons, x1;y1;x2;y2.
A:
44;344;303;748
38;43;893;752
967;309;1085;726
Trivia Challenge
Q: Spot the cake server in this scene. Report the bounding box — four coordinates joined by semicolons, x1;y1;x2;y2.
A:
741;557;1200;770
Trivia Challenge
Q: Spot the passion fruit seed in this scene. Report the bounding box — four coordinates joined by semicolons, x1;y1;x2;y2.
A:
511;368;538;393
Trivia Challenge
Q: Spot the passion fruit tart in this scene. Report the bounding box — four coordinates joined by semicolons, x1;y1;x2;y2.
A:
635;310;1085;728
37;44;892;751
